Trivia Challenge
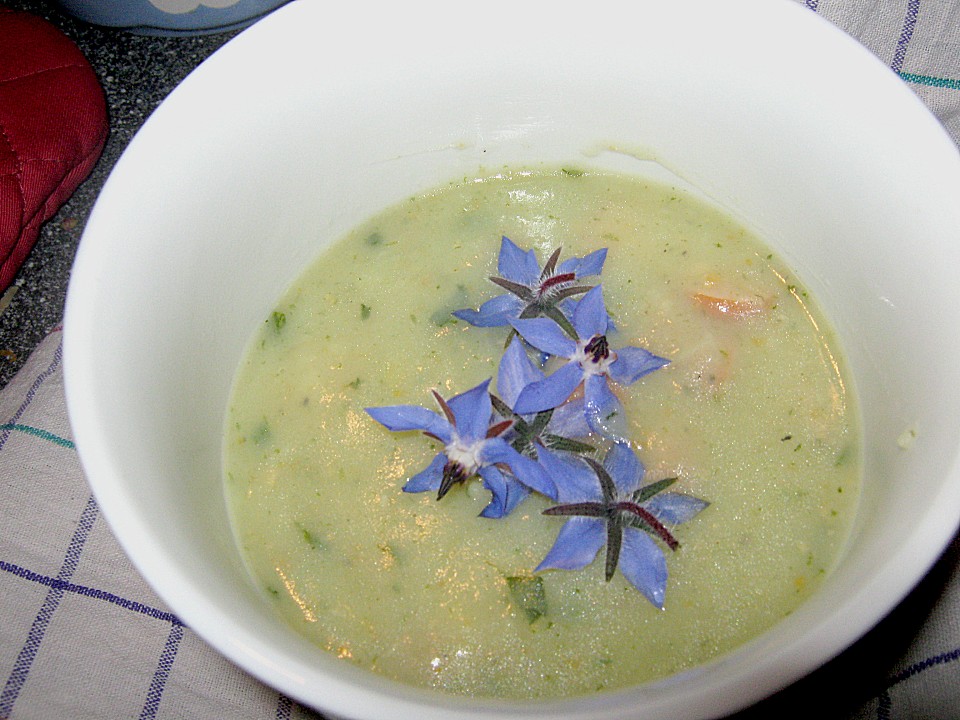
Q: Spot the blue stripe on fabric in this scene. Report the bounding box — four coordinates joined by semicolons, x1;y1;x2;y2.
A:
0;494;98;717
59;494;99;579
0;559;183;625
877;690;892;720
891;0;921;74
276;693;294;719
899;71;960;89
0;339;63;453
889;644;960;685
873;645;960;719
805;0;819;10
0;424;74;448
140;622;185;720
0;584;64;716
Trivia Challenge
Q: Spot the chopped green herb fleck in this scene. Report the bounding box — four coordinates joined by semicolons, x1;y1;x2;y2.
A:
296;523;325;550
360;303;372;320
561;167;584;177
365;231;384;246
834;445;852;466
269;310;286;333
506;575;547;624
430;284;471;327
252;419;271;445
347;377;362;390
430;311;458;327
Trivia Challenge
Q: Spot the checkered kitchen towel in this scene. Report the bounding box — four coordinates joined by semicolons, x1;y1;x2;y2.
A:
2;3;959;719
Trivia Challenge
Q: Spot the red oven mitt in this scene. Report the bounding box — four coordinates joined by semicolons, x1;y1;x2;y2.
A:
0;5;108;293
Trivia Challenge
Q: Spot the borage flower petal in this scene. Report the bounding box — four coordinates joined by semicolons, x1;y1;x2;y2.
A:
512;362;584;416
452;293;522;328
478;465;531;519
583;374;628;441
496;335;544;409
510;317;577;358
646;492;711;525
571;284;608;340
608;346;671;386
559;247;607;278
401;452;446;494
364;404;452;443
542;395;592;447
618;527;669;608
535;445;600;502
447;379;494;443
534;516;606;572
497;235;541;285
601;437;644;495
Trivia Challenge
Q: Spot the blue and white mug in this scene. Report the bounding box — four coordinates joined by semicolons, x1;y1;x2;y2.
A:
57;0;291;36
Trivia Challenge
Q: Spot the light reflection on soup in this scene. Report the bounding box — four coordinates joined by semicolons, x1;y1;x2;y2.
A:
223;169;860;699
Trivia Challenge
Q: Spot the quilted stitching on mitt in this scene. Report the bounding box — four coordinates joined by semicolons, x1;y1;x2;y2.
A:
0;6;107;292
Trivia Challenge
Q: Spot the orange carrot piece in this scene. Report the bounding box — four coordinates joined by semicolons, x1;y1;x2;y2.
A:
692;292;765;318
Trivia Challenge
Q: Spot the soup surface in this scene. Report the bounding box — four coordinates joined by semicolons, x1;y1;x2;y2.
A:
223;169;860;698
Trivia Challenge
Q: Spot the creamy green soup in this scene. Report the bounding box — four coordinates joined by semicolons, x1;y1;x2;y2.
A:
223;169;860;699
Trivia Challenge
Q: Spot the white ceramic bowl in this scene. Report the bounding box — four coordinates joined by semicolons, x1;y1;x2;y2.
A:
64;1;960;718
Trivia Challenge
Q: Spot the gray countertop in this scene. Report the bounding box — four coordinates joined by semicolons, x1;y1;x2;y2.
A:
0;0;236;389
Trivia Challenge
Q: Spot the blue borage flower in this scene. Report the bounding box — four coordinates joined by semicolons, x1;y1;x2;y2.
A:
453;236;607;336
510;284;670;441
364;237;709;607
365;380;556;519
536;441;709;608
